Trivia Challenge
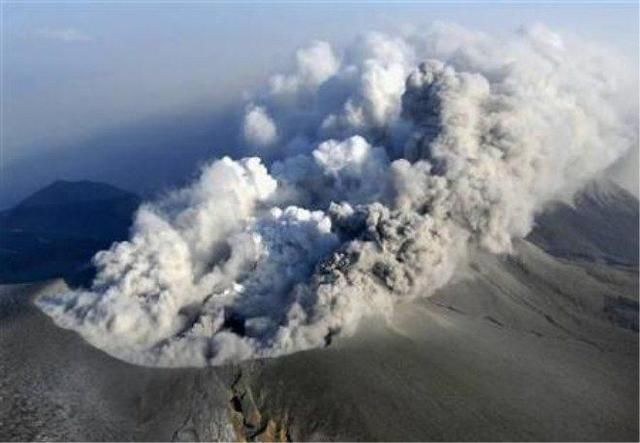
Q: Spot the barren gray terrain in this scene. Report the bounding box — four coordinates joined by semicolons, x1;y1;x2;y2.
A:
0;181;637;441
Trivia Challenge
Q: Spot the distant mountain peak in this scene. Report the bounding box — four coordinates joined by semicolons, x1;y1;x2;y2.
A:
0;180;141;284
16;180;137;209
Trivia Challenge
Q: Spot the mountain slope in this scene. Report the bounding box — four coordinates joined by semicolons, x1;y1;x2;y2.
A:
241;239;637;441
0;180;637;441
528;180;639;266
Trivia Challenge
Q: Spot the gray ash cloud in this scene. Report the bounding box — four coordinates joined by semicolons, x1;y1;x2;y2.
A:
38;23;637;366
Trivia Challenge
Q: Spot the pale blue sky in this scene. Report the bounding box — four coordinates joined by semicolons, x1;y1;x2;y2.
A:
1;1;638;204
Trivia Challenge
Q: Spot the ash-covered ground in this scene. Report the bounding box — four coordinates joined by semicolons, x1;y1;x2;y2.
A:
1;180;637;441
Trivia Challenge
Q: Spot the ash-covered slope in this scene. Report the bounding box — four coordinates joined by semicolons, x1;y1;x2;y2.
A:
528;180;639;266
0;180;637;441
0;280;236;442
238;232;638;441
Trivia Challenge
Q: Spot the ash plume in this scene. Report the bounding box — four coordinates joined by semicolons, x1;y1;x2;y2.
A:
37;24;637;367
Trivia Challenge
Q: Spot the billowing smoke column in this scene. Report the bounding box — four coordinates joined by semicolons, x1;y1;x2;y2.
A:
38;24;637;366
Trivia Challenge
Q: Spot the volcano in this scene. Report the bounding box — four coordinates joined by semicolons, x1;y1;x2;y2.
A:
0;179;636;441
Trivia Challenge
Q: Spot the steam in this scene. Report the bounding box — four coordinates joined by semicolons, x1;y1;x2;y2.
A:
242;105;278;148
37;24;637;367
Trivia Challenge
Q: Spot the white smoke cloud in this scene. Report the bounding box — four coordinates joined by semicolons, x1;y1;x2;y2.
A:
242;104;278;148
269;40;340;98
37;24;637;367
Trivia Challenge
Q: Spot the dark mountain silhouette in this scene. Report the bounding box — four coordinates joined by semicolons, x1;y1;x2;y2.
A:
0;180;140;283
